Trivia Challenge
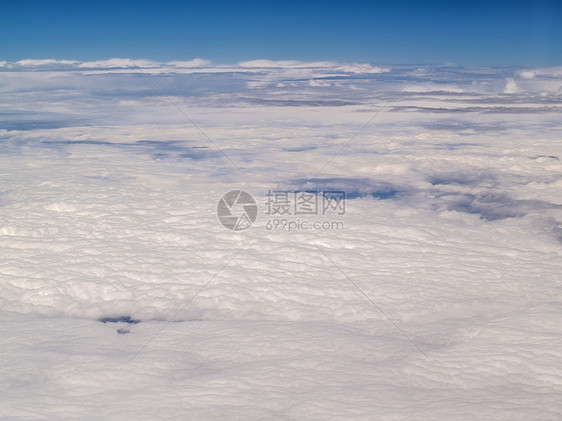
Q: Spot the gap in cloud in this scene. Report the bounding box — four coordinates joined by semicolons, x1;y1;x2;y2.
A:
428;172;498;187
431;191;562;221
392;105;562;114
98;316;140;324
286;174;562;222
437;193;526;221
421;120;508;134
283;146;317;152
38;139;220;161
433;142;485;150
289;177;406;201
0;120;91;131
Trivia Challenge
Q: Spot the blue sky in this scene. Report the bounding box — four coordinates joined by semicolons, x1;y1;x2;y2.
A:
1;0;561;66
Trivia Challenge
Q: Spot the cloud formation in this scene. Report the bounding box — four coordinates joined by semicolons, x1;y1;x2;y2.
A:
1;59;561;419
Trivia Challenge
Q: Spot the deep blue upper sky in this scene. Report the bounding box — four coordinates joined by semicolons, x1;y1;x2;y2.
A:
2;0;561;66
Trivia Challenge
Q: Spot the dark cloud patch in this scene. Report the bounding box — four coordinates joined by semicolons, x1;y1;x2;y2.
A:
392;106;562;114
370;190;399;200
535;218;562;244
463;95;562;105
433;142;485;150
290;177;405;200
474;196;555;220
552;222;562;244
0;120;89;131
283;146;317;152
99;316;140;324
532;155;559;161
39;139;220;161
438;193;526;220
41;140;113;146
287;174;561;223
428;172;498;187
422;121;506;133
426;172;562;220
235;98;357;107
133;140;220;161
402;91;483;98
432;192;562;221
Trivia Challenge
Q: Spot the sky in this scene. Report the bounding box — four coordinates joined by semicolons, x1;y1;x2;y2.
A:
2;1;562;418
1;0;561;66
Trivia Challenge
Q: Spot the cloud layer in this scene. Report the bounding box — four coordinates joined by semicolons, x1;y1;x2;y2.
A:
1;59;561;419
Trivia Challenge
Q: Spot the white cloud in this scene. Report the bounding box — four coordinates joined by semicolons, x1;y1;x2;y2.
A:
504;77;520;93
77;58;158;68
238;59;334;68
14;58;78;67
517;66;562;78
405;83;466;93
308;79;332;87
1;60;561;419
168;58;211;67
335;63;390;74
1;58;392;80
518;70;537;79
